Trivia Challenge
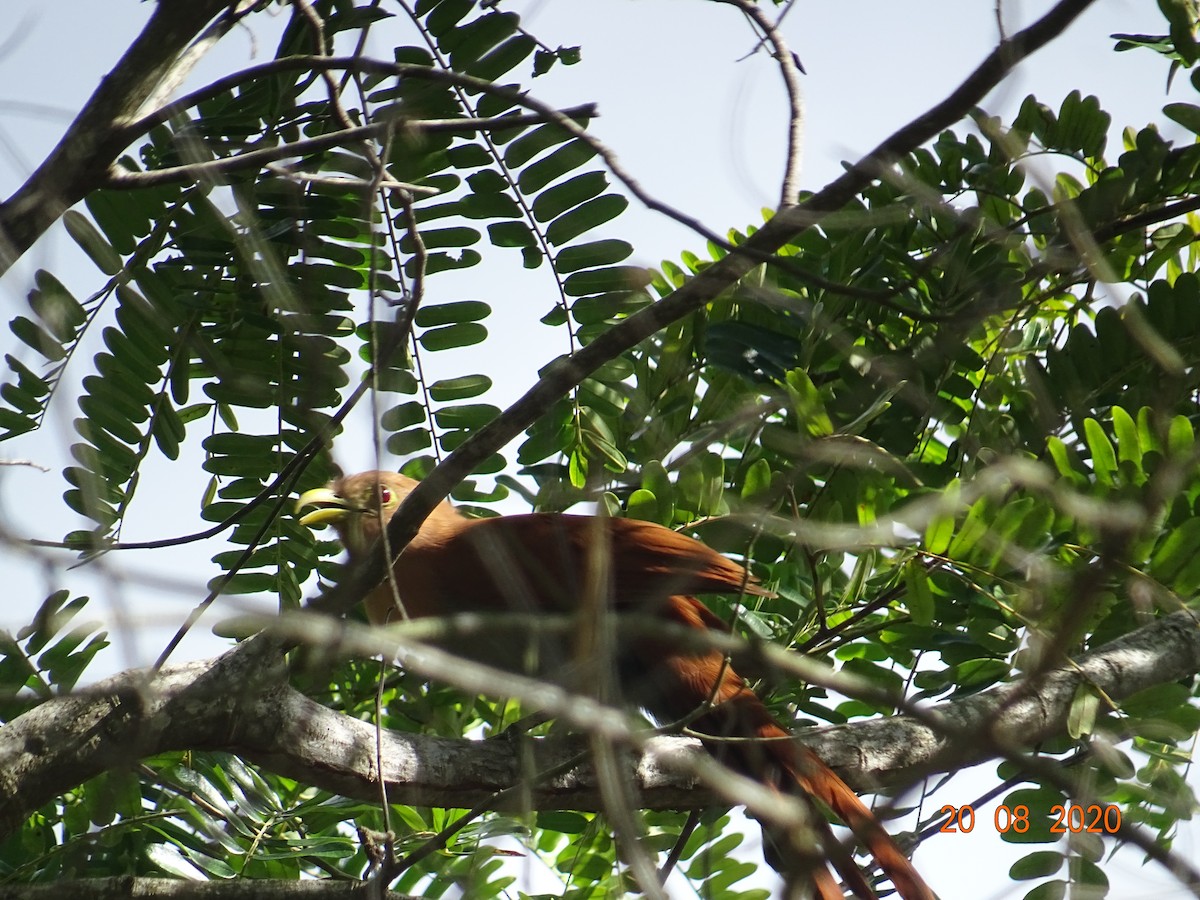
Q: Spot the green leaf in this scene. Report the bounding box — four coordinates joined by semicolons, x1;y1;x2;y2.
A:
2;384;48;420
433;403;500;429
460;188;521;219
423;0;473;37
1009;851;1065;880
447;12;521;73
568;446;588;488
63;210;122;275
563;266;653;297
582;428;627;473
1070;856;1109;891
785;369;832;437
555;239;634;273
545;194;629;246
924;510;954;555
627;488;660;522
418;322;488;351
946;498;988;559
678;452;724;517
414;300;491;327
1111;406;1140;466
1000;786;1065;843
1045;436;1086;485
381;401;427;431
210;572;280;595
533;48;556;76
532;171;607;223
401;226;480;252
503;121;578;169
429;374;492;401
904;559;934;626
417;249;482;275
1082;418;1117;484
1022;881;1066;900
1167;414;1194;456
11;316;66;361
488;221;537;248
468;34;536;83
518;140;598;194
1149;518;1200;584
1160;0;1199;64
1067;684;1101;738
951;658;1010;691
741;459;773;505
152;403;184;460
1166;103;1200;135
387;427;433;454
0;407;37;437
536;810;589;833
30;271;87;342
146;842;208;879
1056;91;1109;156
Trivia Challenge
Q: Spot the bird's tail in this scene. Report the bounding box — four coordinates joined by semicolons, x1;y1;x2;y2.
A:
692;685;934;900
640;598;935;900
789;734;934;900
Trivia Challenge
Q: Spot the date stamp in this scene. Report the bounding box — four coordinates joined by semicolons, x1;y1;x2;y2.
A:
938;804;1122;834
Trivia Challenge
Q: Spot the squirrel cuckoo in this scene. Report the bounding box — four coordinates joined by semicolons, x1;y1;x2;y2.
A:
297;471;933;900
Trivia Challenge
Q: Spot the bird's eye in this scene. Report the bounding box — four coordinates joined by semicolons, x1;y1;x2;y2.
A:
379;487;392;504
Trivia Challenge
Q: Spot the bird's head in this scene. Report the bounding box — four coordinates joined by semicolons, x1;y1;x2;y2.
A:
296;471;419;555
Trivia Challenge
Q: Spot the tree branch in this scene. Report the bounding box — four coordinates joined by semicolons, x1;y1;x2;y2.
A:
0;0;237;272
2;605;1195;841
716;0;807;206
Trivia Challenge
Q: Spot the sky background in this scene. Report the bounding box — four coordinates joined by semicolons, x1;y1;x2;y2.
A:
0;1;1192;897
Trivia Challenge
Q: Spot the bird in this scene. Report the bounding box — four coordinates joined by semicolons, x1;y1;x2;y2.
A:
297;470;934;900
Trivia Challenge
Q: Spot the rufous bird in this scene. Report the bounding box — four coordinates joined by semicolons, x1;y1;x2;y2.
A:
297;471;934;900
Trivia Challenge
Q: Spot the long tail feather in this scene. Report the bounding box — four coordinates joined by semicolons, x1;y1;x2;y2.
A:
790;742;934;900
632;597;935;900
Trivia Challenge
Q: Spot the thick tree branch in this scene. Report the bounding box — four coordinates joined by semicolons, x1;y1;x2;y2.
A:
0;638;290;839
0;0;237;272
2;606;1195;841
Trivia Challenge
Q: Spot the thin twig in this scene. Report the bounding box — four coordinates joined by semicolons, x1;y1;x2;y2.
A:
0;459;49;471
105;107;597;190
717;0;806;205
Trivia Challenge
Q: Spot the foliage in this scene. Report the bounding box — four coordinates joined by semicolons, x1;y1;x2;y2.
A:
4;1;1200;898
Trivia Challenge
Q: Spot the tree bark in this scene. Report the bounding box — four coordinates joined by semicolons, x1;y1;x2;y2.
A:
2;608;1197;841
0;0;233;273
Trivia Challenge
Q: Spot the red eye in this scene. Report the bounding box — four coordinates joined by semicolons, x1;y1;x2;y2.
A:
380;487;392;504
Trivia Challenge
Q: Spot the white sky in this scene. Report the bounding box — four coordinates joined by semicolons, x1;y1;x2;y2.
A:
0;1;1193;897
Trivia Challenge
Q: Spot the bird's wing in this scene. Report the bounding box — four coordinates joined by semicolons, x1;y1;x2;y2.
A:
438;513;769;613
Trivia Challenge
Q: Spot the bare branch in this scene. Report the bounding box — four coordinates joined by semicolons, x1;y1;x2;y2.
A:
717;0;807;205
0;459;48;471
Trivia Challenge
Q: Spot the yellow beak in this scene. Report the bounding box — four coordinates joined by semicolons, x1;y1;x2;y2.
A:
295;487;351;528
